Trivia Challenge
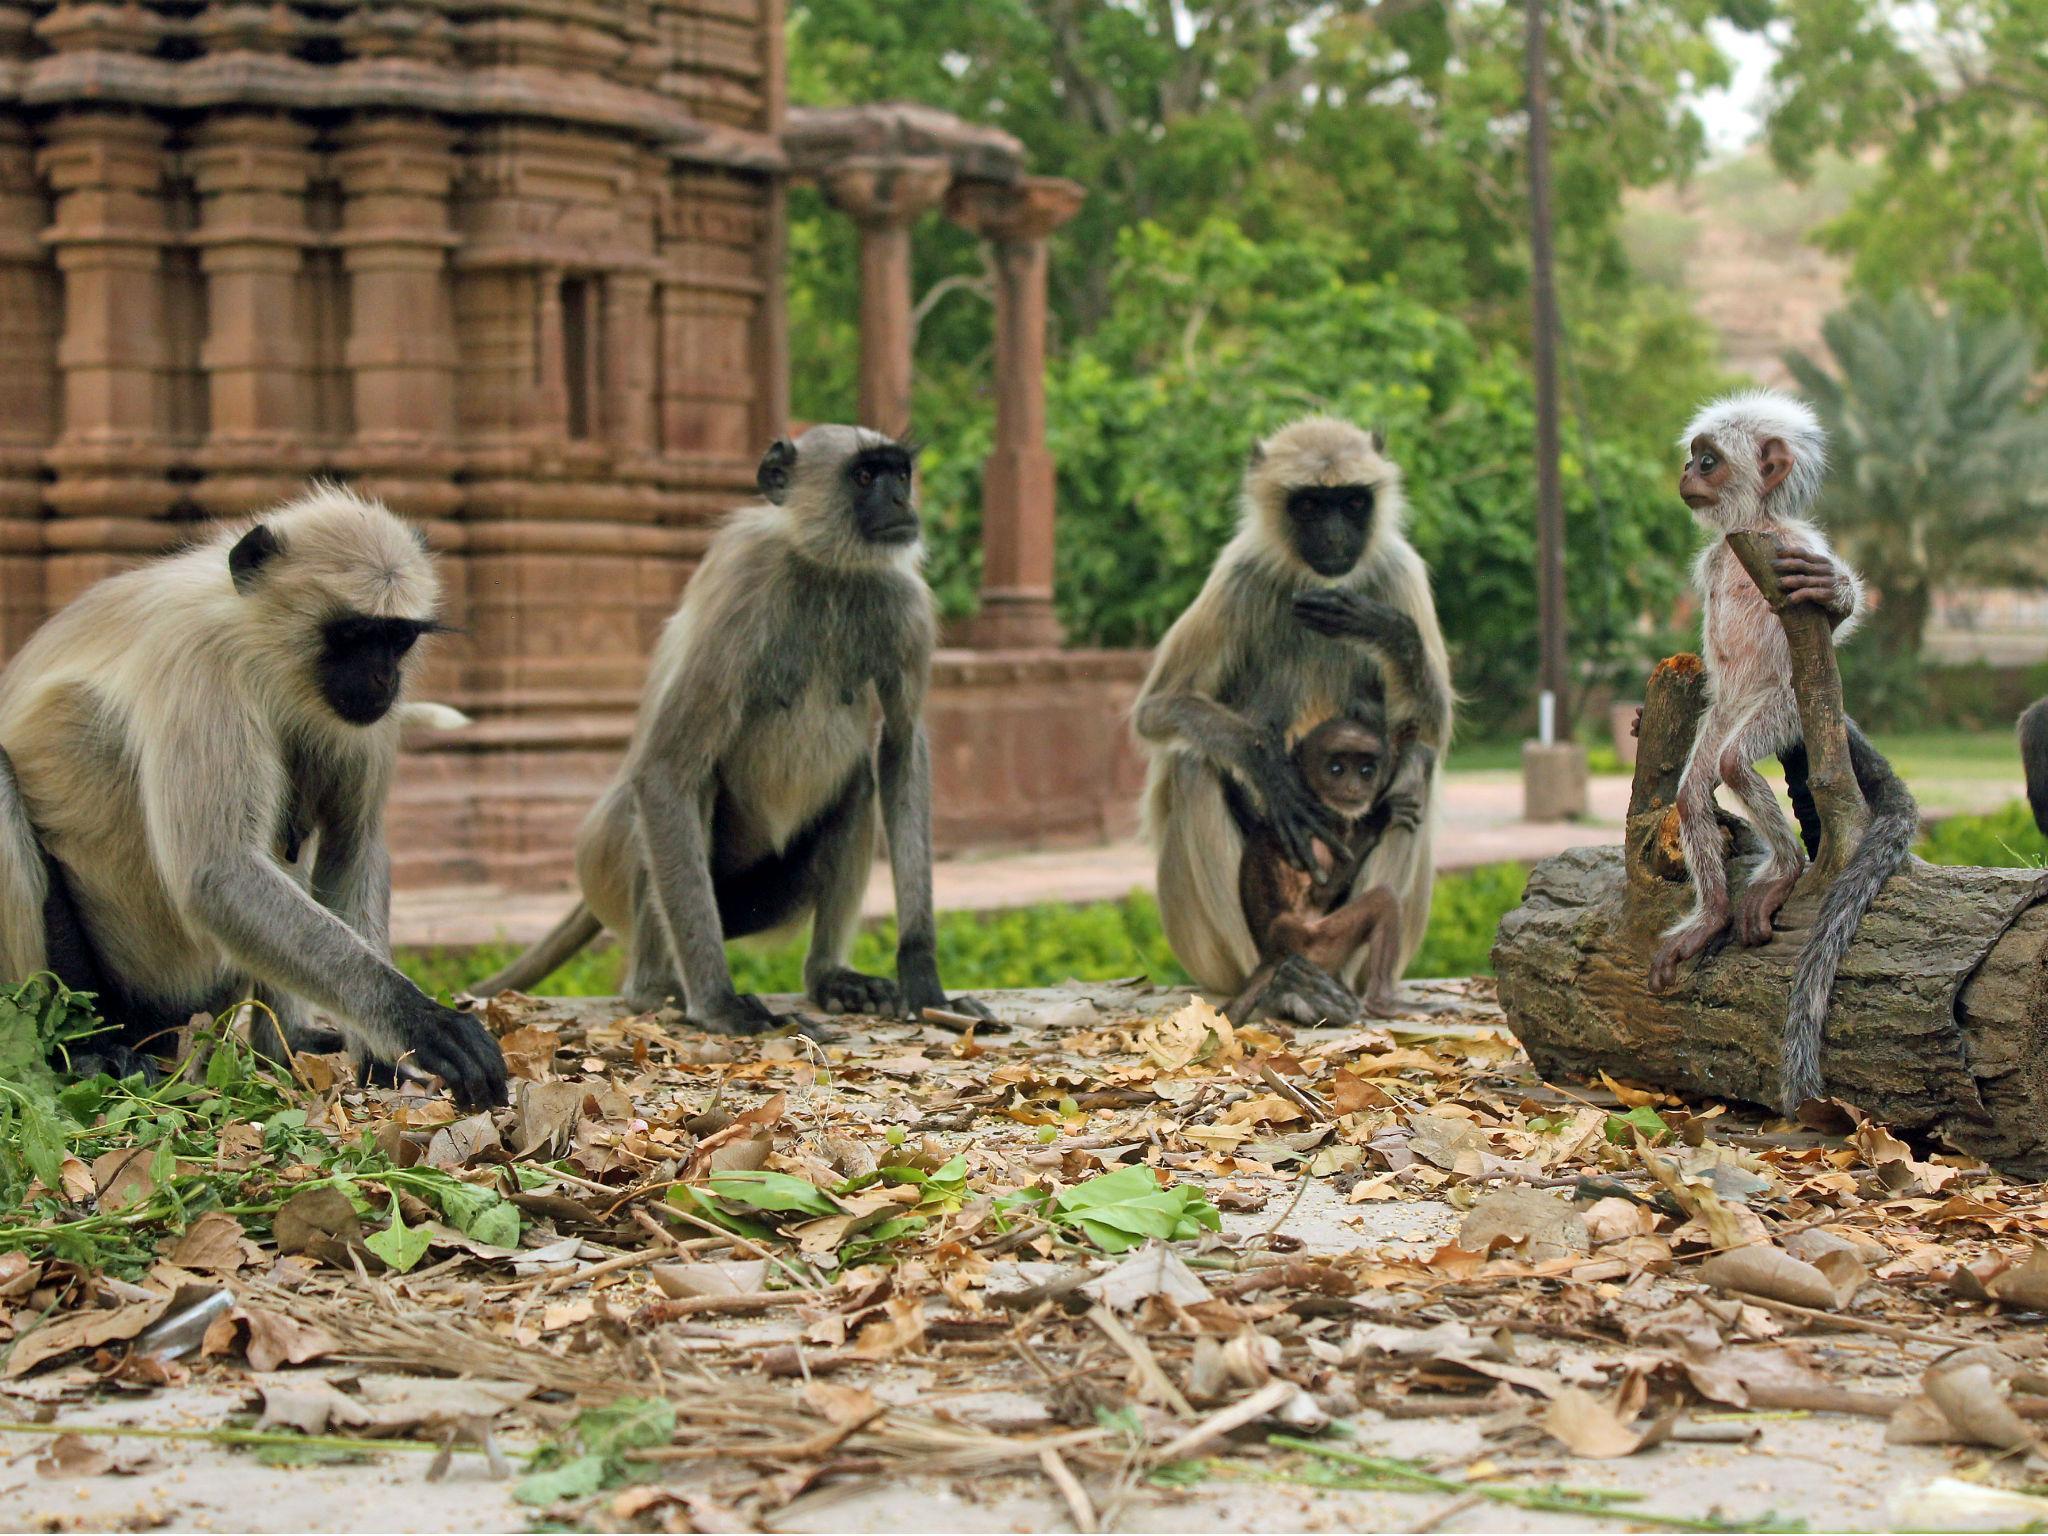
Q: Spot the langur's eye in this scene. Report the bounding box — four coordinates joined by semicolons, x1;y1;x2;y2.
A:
1328;761;1344;776
1699;451;1718;472
854;467;875;488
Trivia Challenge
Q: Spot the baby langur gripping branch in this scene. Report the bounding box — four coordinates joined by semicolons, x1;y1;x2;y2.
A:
1226;716;1424;1026
477;427;984;1033
0;488;506;1108
1650;390;1866;994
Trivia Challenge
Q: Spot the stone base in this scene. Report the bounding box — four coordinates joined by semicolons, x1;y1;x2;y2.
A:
389;646;1152;891
1521;741;1589;822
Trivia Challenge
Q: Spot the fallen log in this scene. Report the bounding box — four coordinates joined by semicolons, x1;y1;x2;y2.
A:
1493;532;2048;1175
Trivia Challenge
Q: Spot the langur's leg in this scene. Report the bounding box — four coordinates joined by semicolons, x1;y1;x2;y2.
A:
1345;745;1436;991
1151;756;1261;993
1298;887;1412;1016
1224;958;1283;1026
1650;705;1742;991
0;746;49;983
622;857;686;1012
1726;730;1808;946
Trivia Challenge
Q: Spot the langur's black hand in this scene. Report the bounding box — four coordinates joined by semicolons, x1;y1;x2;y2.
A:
1250;742;1348;872
692;991;782;1037
1774;547;1841;607
1292;588;1408;644
408;1004;509;1110
1268;955;1361;1026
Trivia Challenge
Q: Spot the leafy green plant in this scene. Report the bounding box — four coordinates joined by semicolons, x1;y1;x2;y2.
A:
1917;802;2047;869
1000;1164;1223;1254
516;1397;676;1507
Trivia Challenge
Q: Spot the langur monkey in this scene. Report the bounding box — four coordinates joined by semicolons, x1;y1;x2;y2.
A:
0;487;507;1109
2022;698;2048;839
477;426;984;1032
1226;715;1423;1025
1651;389;1917;1113
1136;417;1453;1023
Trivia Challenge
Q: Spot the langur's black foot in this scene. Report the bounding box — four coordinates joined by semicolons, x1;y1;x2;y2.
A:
1265;955;1360;1026
291;1024;348;1055
809;967;900;1016
358;1055;403;1090
690;991;782;1037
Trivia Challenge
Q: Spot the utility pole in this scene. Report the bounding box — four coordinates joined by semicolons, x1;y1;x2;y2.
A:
1520;0;1588;820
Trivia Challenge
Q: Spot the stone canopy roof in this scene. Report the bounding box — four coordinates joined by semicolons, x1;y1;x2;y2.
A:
784;102;1024;184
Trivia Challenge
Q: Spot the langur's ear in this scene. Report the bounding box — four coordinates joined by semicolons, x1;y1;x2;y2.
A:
228;524;282;593
1368;425;1387;455
1757;436;1793;497
757;438;799;505
1247;439;1267;469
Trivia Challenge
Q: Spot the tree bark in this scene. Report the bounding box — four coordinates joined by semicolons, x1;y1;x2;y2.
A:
1494;530;2048;1174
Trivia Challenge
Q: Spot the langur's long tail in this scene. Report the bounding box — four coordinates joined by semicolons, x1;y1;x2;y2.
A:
2021;697;2048;838
471;901;603;997
1780;721;1917;1113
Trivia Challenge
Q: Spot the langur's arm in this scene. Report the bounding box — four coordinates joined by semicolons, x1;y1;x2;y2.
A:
875;673;956;1016
309;767;394;956
1291;588;1454;747
627;621;761;1021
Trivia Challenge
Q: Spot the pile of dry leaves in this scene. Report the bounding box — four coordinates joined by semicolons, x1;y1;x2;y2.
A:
6;978;2048;1530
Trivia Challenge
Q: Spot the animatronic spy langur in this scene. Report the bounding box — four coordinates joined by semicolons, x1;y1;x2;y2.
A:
0;488;507;1109
1650;389;1917;1112
1226;715;1425;1026
477;426;985;1032
1136;417;1454;1022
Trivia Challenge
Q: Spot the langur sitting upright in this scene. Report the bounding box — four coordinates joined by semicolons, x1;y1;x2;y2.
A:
477;426;985;1033
1650;389;1917;1112
1226;715;1425;1025
2022;697;2048;838
0;487;506;1108
1136;417;1453;1024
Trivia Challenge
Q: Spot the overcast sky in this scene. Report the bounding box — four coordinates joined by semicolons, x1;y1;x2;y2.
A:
1690;20;1779;156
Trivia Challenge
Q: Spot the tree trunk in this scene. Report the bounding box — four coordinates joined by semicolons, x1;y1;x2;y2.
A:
1493;532;2048;1175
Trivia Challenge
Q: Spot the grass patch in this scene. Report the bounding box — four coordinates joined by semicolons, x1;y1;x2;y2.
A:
1918;800;2046;868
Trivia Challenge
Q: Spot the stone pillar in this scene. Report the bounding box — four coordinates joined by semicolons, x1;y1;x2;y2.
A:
946;176;1084;649
333;116;461;520
38;110;178;590
0;120;52;654
818;154;950;436
605;271;658;455
188;112;316;517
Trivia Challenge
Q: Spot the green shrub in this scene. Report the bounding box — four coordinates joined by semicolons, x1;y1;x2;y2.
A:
401;864;1538;1001
1916;802;2047;869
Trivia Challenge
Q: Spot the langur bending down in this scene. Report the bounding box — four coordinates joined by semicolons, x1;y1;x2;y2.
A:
1226;716;1425;1025
1136;418;1453;1023
477;427;984;1033
0;488;506;1108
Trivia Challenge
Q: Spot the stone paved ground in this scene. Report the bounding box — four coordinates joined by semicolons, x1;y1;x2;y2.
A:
392;768;2027;949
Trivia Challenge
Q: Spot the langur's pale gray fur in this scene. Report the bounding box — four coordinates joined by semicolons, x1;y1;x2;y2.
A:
0;486;504;1106
1136;418;1453;1019
476;426;981;1032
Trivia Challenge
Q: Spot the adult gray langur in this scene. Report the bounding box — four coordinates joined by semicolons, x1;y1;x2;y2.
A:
2022;696;2048;838
0;487;506;1108
1135;417;1454;1024
476;426;984;1032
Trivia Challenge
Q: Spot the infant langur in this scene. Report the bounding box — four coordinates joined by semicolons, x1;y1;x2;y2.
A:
1650;390;1866;992
1227;716;1421;1025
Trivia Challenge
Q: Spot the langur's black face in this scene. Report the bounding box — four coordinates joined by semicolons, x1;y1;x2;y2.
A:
846;444;919;544
317;615;440;726
1285;484;1376;578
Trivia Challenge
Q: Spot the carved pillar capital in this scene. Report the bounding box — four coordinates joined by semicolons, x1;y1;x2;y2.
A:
944;175;1085;247
819;155;951;436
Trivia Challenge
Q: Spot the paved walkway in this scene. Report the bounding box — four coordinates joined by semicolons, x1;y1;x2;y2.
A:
391;768;2027;949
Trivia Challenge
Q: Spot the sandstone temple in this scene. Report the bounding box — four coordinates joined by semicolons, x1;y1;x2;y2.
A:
0;2;1145;889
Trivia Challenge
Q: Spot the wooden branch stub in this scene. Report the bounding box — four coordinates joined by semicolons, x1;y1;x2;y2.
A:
1724;530;1867;880
1625;653;1710;883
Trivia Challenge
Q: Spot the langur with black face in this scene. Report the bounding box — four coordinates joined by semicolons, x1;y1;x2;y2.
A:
0;487;507;1108
1653;389;1918;1113
1136;418;1454;1024
477;426;984;1033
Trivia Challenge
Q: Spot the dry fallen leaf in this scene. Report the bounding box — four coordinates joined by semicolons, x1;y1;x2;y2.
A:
167;1211;261;1273
1458;1189;1590;1263
1541;1386;1673;1458
1697;1244;1853;1310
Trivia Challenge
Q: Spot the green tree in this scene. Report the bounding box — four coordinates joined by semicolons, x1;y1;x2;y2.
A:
1768;0;2048;335
1784;291;2048;658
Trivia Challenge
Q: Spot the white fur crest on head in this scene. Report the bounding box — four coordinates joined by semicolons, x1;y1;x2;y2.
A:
1680;389;1828;515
